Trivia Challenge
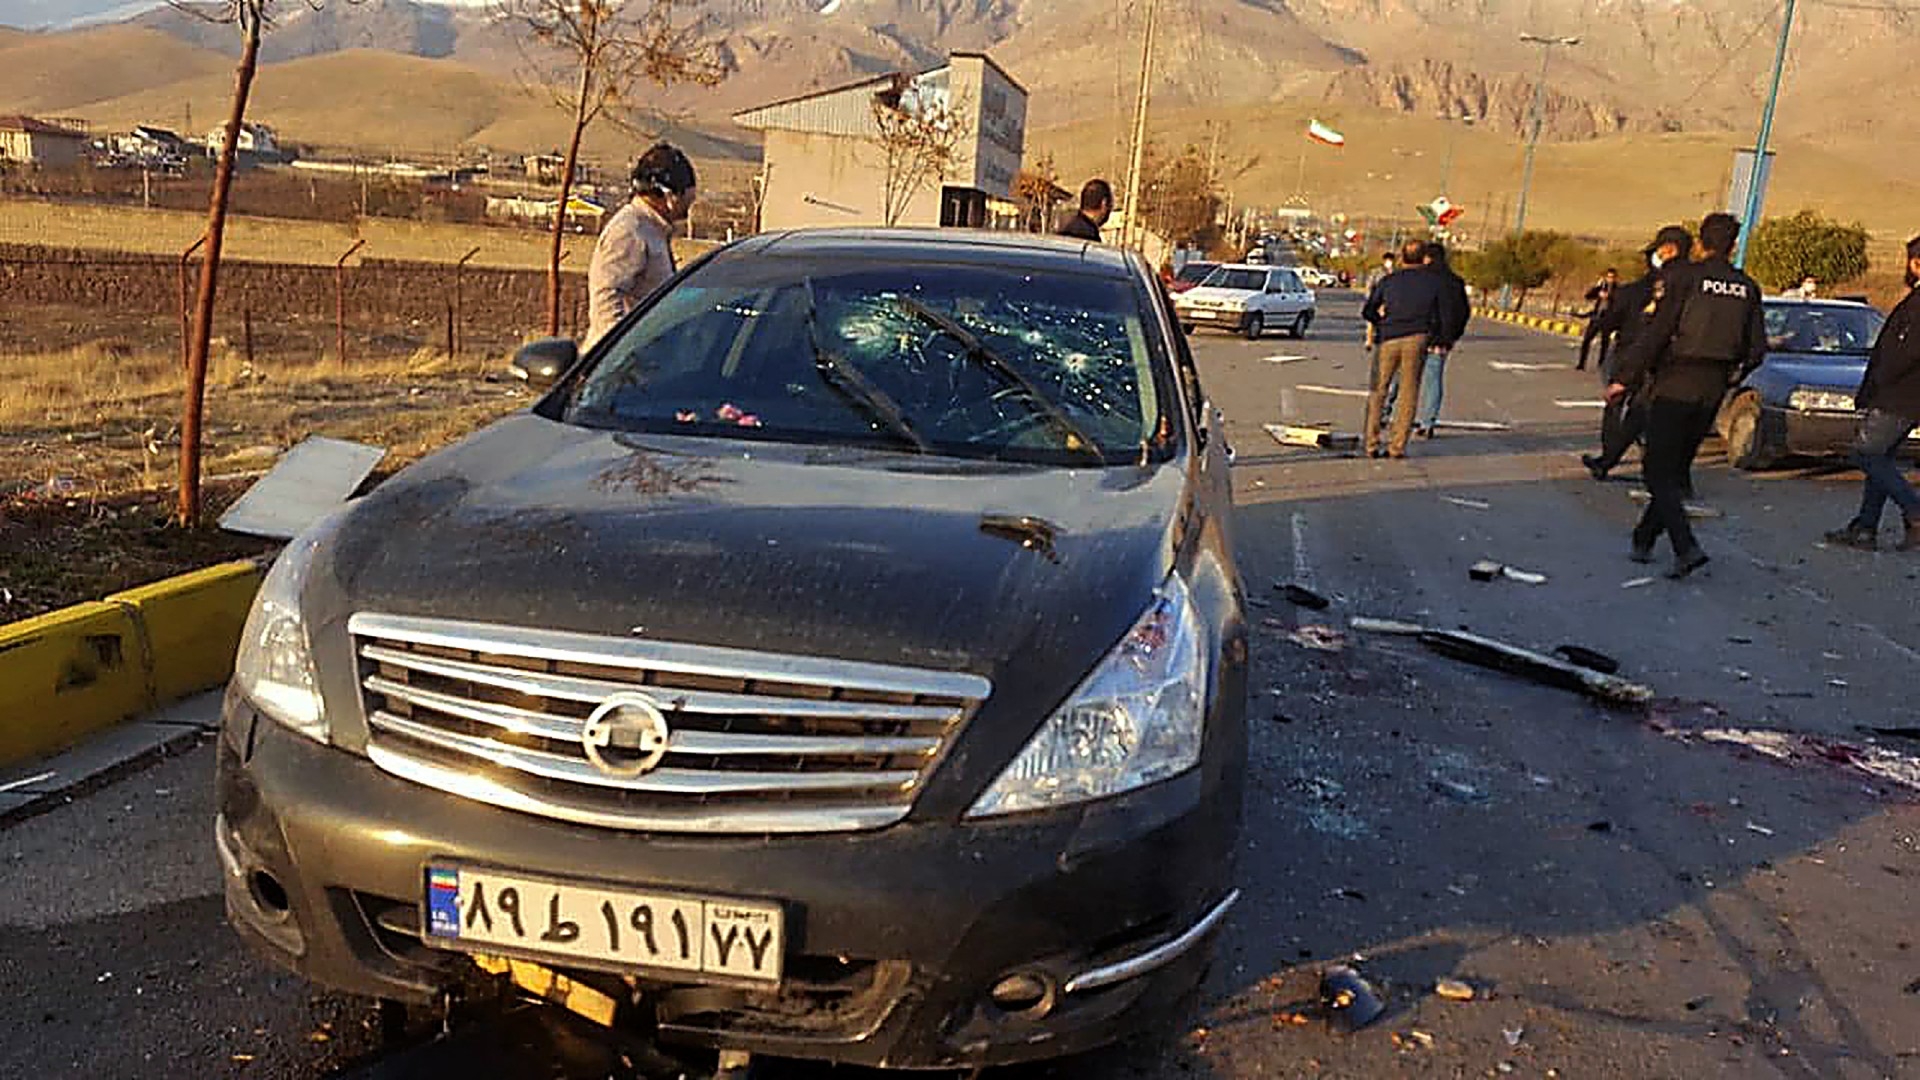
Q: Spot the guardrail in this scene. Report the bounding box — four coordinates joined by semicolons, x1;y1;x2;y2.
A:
0;560;261;768
1475;306;1584;338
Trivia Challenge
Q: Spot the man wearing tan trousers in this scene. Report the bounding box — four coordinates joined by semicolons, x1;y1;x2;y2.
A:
1361;239;1446;458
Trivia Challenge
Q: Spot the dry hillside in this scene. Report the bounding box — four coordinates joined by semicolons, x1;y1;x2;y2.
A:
0;24;229;116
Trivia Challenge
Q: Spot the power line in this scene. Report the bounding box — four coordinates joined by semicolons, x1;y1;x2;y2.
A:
1682;11;1779;102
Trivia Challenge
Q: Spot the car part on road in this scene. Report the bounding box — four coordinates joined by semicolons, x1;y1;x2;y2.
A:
1417;629;1654;706
1277;582;1330;610
1319;966;1386;1031
1286;624;1347;652
1348;616;1426;635
1468;561;1547;585
1669;727;1920;796
218;436;386;540
1553;645;1622;675
1434;978;1476;1002
1263;423;1360;452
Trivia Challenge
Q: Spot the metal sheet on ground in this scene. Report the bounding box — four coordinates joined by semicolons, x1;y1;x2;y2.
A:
219;437;387;540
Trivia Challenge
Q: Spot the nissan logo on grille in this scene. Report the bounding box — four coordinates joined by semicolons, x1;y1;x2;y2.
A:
581;693;672;778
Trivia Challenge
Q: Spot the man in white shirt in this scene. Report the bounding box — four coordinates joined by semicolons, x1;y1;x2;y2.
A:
586;143;698;348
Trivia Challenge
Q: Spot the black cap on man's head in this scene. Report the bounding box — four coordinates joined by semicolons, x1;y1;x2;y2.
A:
1643;225;1693;257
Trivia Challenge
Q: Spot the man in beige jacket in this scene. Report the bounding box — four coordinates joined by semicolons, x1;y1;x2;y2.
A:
586;143;697;348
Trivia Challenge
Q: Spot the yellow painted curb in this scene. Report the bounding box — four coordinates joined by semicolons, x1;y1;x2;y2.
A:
0;560;262;768
0;602;149;766
109;561;263;706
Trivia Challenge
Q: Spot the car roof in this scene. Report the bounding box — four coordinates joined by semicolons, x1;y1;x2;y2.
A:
1214;263;1288;273
729;228;1140;280
1763;296;1876;309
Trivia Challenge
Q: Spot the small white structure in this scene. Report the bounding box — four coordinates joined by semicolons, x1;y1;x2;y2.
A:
206;122;281;159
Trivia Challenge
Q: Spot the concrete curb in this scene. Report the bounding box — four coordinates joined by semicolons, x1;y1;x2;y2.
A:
1475;306;1583;339
0;561;261;769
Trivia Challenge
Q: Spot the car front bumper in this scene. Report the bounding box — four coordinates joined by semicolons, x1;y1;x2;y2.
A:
1176;307;1252;332
215;694;1240;1069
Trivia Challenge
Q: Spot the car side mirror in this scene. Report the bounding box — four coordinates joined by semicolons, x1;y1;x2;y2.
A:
509;337;577;390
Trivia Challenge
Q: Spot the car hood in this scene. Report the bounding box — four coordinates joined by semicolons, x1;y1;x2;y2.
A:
315;414;1186;684
1180;286;1253;304
1756;353;1868;394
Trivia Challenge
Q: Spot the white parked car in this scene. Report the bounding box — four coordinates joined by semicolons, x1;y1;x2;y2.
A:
1296;267;1338;288
1174;264;1317;340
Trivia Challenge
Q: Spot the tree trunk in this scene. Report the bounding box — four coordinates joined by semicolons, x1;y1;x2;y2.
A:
178;13;260;527
547;59;594;337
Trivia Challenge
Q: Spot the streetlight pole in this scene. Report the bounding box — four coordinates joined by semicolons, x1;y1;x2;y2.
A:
1438;113;1474;198
1120;0;1160;251
1502;32;1578;309
1511;33;1579;238
1735;0;1797;268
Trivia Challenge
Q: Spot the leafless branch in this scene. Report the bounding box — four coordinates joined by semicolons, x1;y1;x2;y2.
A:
869;78;970;227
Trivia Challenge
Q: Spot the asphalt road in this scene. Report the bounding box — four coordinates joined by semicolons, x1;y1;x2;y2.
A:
5;293;1919;1079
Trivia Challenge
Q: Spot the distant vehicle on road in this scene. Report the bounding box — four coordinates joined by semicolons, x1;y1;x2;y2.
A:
216;227;1247;1075
1296;267;1339;288
1174;263;1316;340
1168;260;1219;294
1718;297;1899;470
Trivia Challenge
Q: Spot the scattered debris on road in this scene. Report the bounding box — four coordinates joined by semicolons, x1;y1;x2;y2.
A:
1264;422;1361;451
1434;978;1476;1001
1621;576;1657;589
1504;1027;1526;1047
1671;727;1920;795
1295;384;1372;398
1443;496;1492;510
1321;966;1387;1031
1350;616;1427;635
1278;582;1332;609
1489;360;1566;372
1626;488;1727;518
1287;624;1348;652
1746;821;1776;837
1264;354;1312;364
1434;419;1514;432
1418;628;1654;706
1553;399;1607;409
1468;560;1547;585
1554;644;1622;675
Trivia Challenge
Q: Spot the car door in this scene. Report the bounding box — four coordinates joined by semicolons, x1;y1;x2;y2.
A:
1262;270;1290;318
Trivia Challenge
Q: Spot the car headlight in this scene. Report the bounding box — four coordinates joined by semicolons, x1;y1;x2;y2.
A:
1788;387;1856;413
232;511;343;744
968;576;1209;818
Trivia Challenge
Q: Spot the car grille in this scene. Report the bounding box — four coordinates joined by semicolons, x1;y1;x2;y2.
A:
348;612;991;834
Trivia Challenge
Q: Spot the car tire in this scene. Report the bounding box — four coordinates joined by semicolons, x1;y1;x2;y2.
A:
1244;313;1264;341
1724;394;1776;471
1291;311;1313;339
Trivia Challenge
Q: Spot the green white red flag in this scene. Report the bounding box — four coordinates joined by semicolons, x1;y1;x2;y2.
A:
1306;119;1345;147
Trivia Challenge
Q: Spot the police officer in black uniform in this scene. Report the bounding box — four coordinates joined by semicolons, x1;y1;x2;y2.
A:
1609;213;1765;578
1583;225;1693;481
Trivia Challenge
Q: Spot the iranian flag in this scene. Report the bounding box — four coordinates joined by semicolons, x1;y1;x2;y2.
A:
1418;196;1465;227
1306;119;1346;147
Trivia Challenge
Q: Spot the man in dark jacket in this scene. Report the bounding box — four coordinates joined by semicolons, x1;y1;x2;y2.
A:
1056;179;1113;242
1584;226;1692;480
1610;213;1765;578
1823;234;1920;552
1413;240;1471;436
1578;268;1621;371
1362;239;1446;458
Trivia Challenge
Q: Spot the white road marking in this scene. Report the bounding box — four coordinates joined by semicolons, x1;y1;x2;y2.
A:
0;771;55;794
1291;510;1314;590
1265;354;1311;364
1488;361;1566;372
1443;496;1492;510
1554;399;1607;409
1297;384;1370;398
1434;420;1513;431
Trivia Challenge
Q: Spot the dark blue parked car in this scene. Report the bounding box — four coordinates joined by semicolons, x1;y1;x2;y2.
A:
1718;297;1898;470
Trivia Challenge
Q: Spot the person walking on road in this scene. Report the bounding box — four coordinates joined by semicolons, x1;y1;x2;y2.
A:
587;143;696;349
1414;240;1472;437
1364;250;1396;291
1578;267;1621;371
1584;227;1693;481
1609;213;1765;579
1822;234;1920;552
1362;239;1446;459
1057;179;1113;242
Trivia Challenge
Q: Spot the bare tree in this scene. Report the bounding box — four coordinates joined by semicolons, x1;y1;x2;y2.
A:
870;75;969;228
1013;152;1063;233
170;0;339;526
493;0;725;336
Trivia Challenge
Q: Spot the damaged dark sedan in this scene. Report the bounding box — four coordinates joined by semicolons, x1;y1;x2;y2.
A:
214;228;1248;1072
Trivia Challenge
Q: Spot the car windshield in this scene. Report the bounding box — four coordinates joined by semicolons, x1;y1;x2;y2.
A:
1764;303;1884;356
563;258;1172;465
1202;268;1266;291
1176;263;1217;284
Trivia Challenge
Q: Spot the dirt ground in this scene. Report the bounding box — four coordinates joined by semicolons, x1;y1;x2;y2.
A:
1;304;533;619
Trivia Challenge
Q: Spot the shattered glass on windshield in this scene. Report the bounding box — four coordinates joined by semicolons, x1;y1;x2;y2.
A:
566;261;1170;465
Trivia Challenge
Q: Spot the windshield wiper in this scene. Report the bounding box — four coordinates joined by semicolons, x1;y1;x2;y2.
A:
803;279;930;454
888;296;1107;464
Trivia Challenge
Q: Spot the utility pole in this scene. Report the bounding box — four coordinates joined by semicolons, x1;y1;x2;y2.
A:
1120;0;1159;251
1735;0;1797;267
1438;114;1474;197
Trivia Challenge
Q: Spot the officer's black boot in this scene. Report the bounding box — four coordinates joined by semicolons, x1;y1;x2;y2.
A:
1824;522;1879;551
1668;549;1711;579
